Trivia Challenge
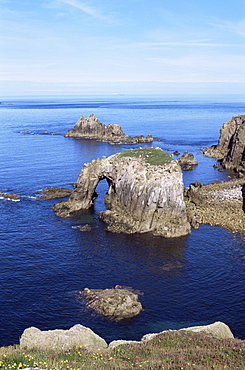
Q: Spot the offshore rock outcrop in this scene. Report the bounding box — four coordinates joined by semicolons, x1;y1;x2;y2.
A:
64;113;153;144
79;286;143;321
204;115;245;175
177;152;198;170
37;187;73;200
53;147;190;238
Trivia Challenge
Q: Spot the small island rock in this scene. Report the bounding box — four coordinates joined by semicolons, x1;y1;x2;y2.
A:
64;113;153;145
177;152;198;170
80;286;143;321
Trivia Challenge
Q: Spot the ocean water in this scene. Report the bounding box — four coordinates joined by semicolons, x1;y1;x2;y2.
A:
0;94;244;346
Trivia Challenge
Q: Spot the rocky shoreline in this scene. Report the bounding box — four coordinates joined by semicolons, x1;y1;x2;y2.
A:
185;178;245;235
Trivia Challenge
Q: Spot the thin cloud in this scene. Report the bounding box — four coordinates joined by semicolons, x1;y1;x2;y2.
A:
57;0;110;21
210;19;245;38
112;41;244;49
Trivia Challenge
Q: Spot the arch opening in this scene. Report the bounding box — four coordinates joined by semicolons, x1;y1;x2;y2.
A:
93;177;115;213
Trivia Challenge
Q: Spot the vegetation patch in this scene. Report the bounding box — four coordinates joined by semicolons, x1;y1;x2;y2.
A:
0;331;244;369
118;147;173;165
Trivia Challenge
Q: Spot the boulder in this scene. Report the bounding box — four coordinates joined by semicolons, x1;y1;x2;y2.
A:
109;339;141;348
177;152;198;170
204;115;245;175
64;113;153;145
179;321;234;339
53;147;191;238
141;321;234;342
20;324;108;351
109;321;234;348
79;287;143;321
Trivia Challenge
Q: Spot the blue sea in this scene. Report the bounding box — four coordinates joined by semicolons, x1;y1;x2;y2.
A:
0;94;244;346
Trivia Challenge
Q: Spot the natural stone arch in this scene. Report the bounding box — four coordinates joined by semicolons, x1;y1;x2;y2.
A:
53;148;191;238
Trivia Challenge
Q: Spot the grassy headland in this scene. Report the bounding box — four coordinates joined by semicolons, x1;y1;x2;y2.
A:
0;330;244;369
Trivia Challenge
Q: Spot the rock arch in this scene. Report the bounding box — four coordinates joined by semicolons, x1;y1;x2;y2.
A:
53;148;191;238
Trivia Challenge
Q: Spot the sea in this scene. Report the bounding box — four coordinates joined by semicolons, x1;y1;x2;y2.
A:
0;94;244;347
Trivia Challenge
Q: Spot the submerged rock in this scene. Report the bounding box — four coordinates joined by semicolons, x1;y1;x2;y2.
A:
53;147;191;238
64;113;153;145
0;192;20;201
204;115;245;175
38;187;72;200
79;286;143;321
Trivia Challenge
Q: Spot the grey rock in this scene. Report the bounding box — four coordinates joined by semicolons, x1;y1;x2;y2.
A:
38;187;72;200
177;152;198;170
53;147;191;238
204;115;245;175
109;340;141;348
179;321;234;339
20;324;108;351
141;321;234;342
64;113;153;145
0;192;20;201
109;321;234;348
80;287;143;321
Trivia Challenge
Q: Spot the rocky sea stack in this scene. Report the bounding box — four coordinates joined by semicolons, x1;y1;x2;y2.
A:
53;147;190;238
204;115;245;175
64;113;153;144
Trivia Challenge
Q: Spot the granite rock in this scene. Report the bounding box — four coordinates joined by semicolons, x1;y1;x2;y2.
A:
80;286;143;321
177;152;198;170
53;147;190;238
64;113;153;145
20;324;107;351
204;115;245;175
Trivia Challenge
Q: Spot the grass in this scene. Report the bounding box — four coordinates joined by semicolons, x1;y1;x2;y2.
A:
118;147;173;166
0;331;244;369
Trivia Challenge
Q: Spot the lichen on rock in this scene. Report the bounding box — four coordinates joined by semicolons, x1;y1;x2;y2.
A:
53;147;191;238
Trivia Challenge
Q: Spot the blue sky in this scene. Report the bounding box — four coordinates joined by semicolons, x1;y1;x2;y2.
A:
0;0;245;95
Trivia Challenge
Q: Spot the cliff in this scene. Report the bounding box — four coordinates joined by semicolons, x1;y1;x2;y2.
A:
53;147;190;238
204;115;245;175
64;113;153;144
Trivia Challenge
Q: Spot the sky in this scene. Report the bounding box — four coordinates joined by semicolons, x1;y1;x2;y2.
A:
0;0;245;96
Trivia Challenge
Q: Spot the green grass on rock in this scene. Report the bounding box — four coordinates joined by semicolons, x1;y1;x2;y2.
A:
118;147;173;166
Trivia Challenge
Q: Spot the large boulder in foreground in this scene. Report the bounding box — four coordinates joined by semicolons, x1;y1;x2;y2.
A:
64;113;153;145
179;321;234;339
53;147;191;238
79;286;143;321
20;324;107;351
204;115;245;175
109;321;234;348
